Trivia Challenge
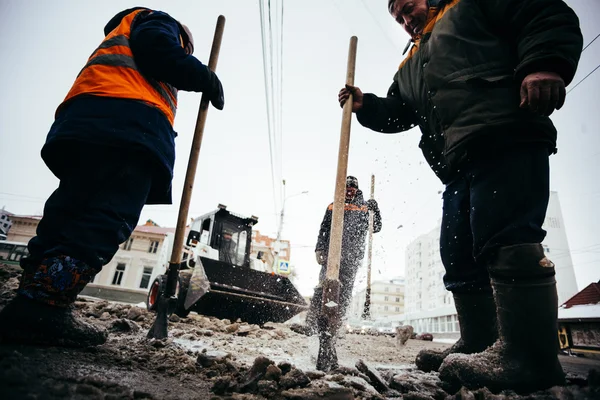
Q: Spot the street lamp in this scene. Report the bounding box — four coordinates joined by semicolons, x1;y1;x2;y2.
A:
274;180;308;273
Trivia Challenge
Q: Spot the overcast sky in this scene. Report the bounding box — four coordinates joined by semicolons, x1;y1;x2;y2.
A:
1;0;598;296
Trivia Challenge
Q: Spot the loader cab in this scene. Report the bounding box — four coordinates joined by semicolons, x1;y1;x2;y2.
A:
187;204;258;268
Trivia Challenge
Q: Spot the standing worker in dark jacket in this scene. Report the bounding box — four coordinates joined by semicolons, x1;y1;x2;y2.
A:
0;7;224;347
292;176;382;335
338;0;582;393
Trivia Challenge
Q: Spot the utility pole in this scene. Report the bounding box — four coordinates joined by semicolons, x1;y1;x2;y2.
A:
274;180;286;274
274;180;308;274
362;174;375;320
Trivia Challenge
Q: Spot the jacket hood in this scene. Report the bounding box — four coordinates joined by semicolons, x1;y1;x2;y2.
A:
104;7;147;36
103;7;192;51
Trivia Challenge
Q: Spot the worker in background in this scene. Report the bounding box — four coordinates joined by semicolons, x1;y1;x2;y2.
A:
338;0;582;393
291;176;382;336
219;229;237;265
0;7;224;347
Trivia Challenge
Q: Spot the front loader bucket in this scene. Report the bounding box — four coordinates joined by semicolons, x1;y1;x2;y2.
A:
188;257;308;325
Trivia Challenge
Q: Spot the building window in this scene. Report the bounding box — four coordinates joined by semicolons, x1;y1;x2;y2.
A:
148;240;159;254
384;287;389;292
384;296;389;301
139;267;153;289
545;217;561;229
396;287;400;293
395;307;400;312
395;297;400;302
384;306;389;311
112;263;126;285
122;238;133;251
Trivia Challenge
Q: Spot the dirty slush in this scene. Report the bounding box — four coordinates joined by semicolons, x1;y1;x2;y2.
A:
0;263;598;400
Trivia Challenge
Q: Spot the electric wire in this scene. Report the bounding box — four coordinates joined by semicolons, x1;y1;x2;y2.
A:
259;0;285;229
259;0;280;221
567;63;600;94
582;33;599;53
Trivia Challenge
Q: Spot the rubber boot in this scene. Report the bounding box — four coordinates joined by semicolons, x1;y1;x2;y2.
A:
0;295;107;347
439;244;565;394
415;291;497;372
0;256;106;347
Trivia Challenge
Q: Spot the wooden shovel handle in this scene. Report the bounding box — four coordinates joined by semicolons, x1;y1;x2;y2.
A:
325;36;358;281
170;16;226;265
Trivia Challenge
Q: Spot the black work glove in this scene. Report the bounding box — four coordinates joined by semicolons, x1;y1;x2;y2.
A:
315;250;326;266
366;199;379;211
207;70;224;110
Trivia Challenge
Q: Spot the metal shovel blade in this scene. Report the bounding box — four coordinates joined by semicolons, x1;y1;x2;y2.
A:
184;258;211;310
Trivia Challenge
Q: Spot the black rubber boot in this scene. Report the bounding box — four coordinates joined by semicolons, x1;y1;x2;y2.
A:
439;244;565;394
415;291;497;372
0;295;107;347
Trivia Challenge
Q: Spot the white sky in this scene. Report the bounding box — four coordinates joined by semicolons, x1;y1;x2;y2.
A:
1;0;598;296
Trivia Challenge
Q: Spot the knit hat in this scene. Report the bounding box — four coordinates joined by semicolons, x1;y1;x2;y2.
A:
179;23;195;55
346;176;359;188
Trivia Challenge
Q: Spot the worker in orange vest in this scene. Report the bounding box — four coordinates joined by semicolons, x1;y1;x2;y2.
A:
0;7;224;347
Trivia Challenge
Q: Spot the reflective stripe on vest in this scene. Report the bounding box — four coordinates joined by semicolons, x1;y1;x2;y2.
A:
58;9;178;125
79;51;177;115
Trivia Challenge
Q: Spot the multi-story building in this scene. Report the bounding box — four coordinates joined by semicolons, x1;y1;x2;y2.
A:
82;221;172;303
348;277;405;320
404;227;456;335
6;215;41;243
0;208;13;240
251;230;290;261
404;191;578;335
250;230;292;275
542;192;579;304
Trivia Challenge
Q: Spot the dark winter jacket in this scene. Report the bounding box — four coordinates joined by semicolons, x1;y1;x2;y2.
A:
356;0;583;184
42;8;215;204
315;191;382;263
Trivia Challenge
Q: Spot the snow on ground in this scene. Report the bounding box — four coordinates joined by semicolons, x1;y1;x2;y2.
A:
433;338;458;345
1;263;599;399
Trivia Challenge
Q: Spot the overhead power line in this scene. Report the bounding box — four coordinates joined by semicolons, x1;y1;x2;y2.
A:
258;0;285;221
567;63;600;94
565;32;600;94
582;33;600;53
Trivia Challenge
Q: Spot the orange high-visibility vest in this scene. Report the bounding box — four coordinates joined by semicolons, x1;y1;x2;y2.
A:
58;8;178;125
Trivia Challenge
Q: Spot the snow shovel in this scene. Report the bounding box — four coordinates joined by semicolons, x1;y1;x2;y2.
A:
316;36;358;372
148;15;226;340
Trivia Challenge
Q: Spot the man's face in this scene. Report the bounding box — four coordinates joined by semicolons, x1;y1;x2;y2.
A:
345;186;357;201
390;0;429;37
223;233;232;241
